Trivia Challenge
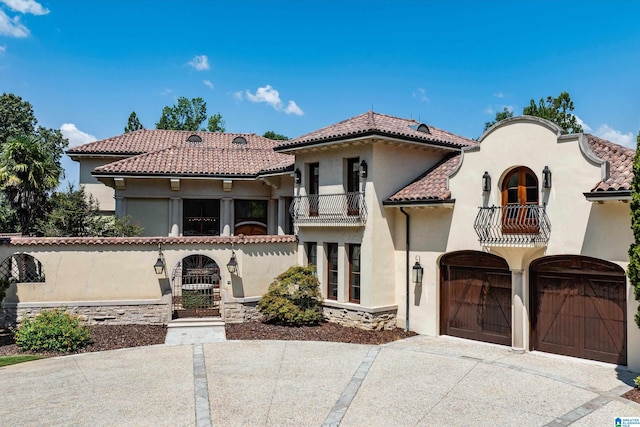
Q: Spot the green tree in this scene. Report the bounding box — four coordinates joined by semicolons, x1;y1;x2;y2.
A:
156;96;224;132
483;108;514;132
523;91;583;134
36;184;143;237
262;131;289;140
207;112;226;132
0;93;36;145
628;130;640;327
0;134;62;235
124;111;144;133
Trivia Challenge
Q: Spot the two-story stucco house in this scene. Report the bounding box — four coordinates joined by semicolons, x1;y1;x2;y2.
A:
1;111;637;369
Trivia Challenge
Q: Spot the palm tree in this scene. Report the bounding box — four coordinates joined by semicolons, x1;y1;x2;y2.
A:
0;133;62;235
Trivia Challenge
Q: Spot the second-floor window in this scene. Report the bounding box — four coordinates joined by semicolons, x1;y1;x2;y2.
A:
501;167;539;233
235;200;268;235
308;162;319;216
183;199;220;236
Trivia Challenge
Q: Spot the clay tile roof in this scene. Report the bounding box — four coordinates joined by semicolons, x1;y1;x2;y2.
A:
587;134;635;192
5;235;297;246
81;131;293;177
66;129;282;156
93;146;293;177
275;111;475;151
385;153;461;204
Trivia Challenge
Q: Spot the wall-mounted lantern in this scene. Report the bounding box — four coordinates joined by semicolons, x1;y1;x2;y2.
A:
542;166;552;189
359;160;368;178
153;244;165;275
227;250;238;275
412;256;424;284
482;171;491;192
294;168;301;184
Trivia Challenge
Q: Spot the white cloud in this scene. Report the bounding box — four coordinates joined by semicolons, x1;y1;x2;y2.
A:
160;88;172;95
493;92;505;99
1;0;49;15
233;91;243;101
60;123;97;147
0;44;5;53
203;80;214;89
245;85;304;115
412;88;429;102
574;115;592;132
284;100;304;116
188;55;210;71
0;10;29;37
594;124;635;148
484;106;494;115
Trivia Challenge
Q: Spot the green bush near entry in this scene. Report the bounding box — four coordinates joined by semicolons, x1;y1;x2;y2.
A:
14;308;91;352
258;266;323;326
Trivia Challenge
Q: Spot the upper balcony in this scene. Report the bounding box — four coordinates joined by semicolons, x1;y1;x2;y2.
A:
290;192;368;227
474;205;551;246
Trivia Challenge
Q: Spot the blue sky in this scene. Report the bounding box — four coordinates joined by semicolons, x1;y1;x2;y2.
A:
0;1;639;187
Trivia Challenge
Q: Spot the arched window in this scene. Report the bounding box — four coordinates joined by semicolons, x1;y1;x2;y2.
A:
0;254;45;283
501;167;539;233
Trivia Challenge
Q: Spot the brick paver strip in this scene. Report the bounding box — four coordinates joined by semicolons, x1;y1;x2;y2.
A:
193;344;212;427
322;346;380;426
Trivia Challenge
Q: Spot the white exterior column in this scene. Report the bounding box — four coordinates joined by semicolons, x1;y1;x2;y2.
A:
277;197;286;235
221;198;232;236
512;269;525;352
268;199;277;235
169;197;181;237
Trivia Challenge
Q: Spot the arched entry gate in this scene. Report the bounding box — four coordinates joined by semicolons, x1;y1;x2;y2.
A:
171;254;221;318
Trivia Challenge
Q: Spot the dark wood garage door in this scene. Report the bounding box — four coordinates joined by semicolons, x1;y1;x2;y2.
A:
530;256;626;365
440;251;512;346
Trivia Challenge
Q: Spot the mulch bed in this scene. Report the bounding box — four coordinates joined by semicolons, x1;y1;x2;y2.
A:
622;388;640;405
225;321;417;345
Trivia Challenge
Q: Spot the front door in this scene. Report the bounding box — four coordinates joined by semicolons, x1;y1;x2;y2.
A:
501;167;539;233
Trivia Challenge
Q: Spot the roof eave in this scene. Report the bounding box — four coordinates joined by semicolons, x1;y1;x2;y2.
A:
91;172;260;180
583;190;631;202
275;131;464;153
383;199;456;208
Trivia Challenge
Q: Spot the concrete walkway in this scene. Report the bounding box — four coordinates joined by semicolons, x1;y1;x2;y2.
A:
1;335;640;426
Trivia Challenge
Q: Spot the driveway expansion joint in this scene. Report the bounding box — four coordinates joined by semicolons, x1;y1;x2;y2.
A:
193;344;212;427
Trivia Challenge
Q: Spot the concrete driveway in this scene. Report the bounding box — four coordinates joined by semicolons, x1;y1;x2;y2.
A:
1;335;639;426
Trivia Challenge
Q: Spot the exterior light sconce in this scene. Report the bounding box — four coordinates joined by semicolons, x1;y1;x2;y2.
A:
359;160;368;178
412;256;424;284
227;250;238;275
294;168;301;184
153;244;165;275
482;171;491;192
542;166;552;189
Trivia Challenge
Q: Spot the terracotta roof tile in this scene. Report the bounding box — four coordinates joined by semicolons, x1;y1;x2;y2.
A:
587;134;634;192
275;111;475;151
93;146;293;177
67;129;282;155
386;154;461;203
4;235;297;246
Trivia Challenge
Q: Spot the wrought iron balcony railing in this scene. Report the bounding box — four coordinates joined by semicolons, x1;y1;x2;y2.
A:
474;205;551;246
290;192;367;226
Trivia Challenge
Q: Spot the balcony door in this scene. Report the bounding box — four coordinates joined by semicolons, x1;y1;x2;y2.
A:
501;167;539;233
346;158;360;216
308;162;319;216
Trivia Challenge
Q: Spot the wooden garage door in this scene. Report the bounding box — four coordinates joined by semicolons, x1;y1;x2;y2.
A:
440;251;512;346
530;256;626;365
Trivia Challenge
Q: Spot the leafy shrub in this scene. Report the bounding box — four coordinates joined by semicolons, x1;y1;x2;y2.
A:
14;308;91;352
258;265;323;326
635;375;640;388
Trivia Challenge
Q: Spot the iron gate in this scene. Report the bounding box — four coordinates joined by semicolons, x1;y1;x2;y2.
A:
172;254;221;318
